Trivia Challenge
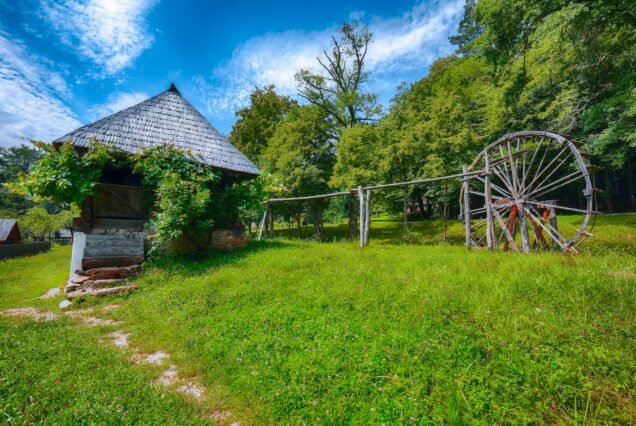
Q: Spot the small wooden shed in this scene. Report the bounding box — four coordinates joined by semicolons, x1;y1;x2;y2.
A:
52;83;259;276
0;219;21;245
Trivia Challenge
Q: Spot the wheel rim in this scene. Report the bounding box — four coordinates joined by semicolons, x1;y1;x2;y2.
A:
462;131;593;252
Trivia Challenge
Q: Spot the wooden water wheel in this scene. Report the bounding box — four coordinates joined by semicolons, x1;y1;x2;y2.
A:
460;131;596;253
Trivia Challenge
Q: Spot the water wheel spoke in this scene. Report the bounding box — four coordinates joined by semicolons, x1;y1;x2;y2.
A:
492;207;518;252
507;140;522;196
519;137;544;191
497;145;517;197
521;149;574;199
526;201;590;215
527;170;585;200
525;206;565;249
523;144;570;197
476;176;512;199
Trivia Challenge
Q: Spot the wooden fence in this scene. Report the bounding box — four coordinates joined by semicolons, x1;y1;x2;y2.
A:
0;242;52;261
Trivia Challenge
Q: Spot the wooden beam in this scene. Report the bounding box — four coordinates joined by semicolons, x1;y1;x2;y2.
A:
462;166;471;250
357;186;365;248
257;210;267;241
484;156;495;252
364;189;371;246
362;170;483;191
264;190;354;203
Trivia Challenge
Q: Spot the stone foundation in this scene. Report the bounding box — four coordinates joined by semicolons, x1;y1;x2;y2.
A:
211;229;249;251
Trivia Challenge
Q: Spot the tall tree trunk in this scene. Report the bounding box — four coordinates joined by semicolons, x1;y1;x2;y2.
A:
296;213;302;239
347;197;357;240
311;202;324;242
417;193;426;217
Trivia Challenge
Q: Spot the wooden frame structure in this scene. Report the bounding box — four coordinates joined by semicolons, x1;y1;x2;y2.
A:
258;131;599;254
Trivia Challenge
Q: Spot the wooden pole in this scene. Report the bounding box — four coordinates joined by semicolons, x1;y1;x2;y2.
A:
257;209;267;241
364;189;371;246
462;166;472;250
443;181;448;242
549;206;559;250
519;204;531;252
484;155;495;251
357;186;365;248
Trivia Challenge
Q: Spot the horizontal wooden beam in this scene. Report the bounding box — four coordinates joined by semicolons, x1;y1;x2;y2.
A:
362;170;484;191
264;190;355;204
263;171;485;205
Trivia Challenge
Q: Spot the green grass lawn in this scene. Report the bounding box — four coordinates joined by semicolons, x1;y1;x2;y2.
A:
1;215;635;424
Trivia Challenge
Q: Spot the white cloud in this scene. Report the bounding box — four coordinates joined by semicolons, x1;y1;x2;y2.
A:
88;91;148;120
193;0;464;118
0;32;81;147
40;0;157;76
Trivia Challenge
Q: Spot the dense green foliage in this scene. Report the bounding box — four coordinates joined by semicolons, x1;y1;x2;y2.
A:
233;1;636;221
132;145;220;256
229;85;297;164
0;144;43;214
8;142;259;255
19;206;73;241
7;140;113;206
1;215;634;423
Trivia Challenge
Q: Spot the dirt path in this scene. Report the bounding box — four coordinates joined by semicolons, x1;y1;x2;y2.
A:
1;302;236;425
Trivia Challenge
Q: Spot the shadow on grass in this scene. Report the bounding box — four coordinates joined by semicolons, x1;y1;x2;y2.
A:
146;240;291;277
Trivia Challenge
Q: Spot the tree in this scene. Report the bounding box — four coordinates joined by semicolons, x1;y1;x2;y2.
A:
295;22;381;129
0;144;43;213
19;207;71;241
263;105;336;241
228;85;296;164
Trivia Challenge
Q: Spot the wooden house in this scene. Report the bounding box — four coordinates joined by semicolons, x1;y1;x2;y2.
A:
0;219;21;245
52;83;259;276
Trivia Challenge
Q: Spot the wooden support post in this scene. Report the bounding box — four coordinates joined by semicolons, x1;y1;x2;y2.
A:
484;156;496;251
364;189;371;246
462;166;472;250
257;209;267;241
357;186;365;248
442;181;448;242
519;204;531;253
549;206;559;249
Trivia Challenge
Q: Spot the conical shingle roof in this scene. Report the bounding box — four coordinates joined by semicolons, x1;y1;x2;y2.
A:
53;84;259;176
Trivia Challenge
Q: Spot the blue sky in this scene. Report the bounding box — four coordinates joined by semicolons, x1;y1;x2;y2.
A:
0;0;464;147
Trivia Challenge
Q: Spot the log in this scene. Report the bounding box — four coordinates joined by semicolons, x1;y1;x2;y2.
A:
83;234;144;258
83;267;129;281
462;166;472;250
519;204;531;253
484;156;496;251
364;189;371;246
82;256;144;270
358;186;365;248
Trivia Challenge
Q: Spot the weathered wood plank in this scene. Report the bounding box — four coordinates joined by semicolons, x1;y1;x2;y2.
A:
82;256;144;269
84;234;144;258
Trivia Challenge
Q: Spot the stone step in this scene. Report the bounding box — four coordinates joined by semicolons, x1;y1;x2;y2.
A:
84;279;125;290
67;285;138;300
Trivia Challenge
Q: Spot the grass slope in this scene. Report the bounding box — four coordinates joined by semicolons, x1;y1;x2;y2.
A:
0;317;209;424
0;215;635;423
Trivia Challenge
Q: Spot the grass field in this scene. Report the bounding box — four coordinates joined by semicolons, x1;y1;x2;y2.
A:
1;214;635;424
